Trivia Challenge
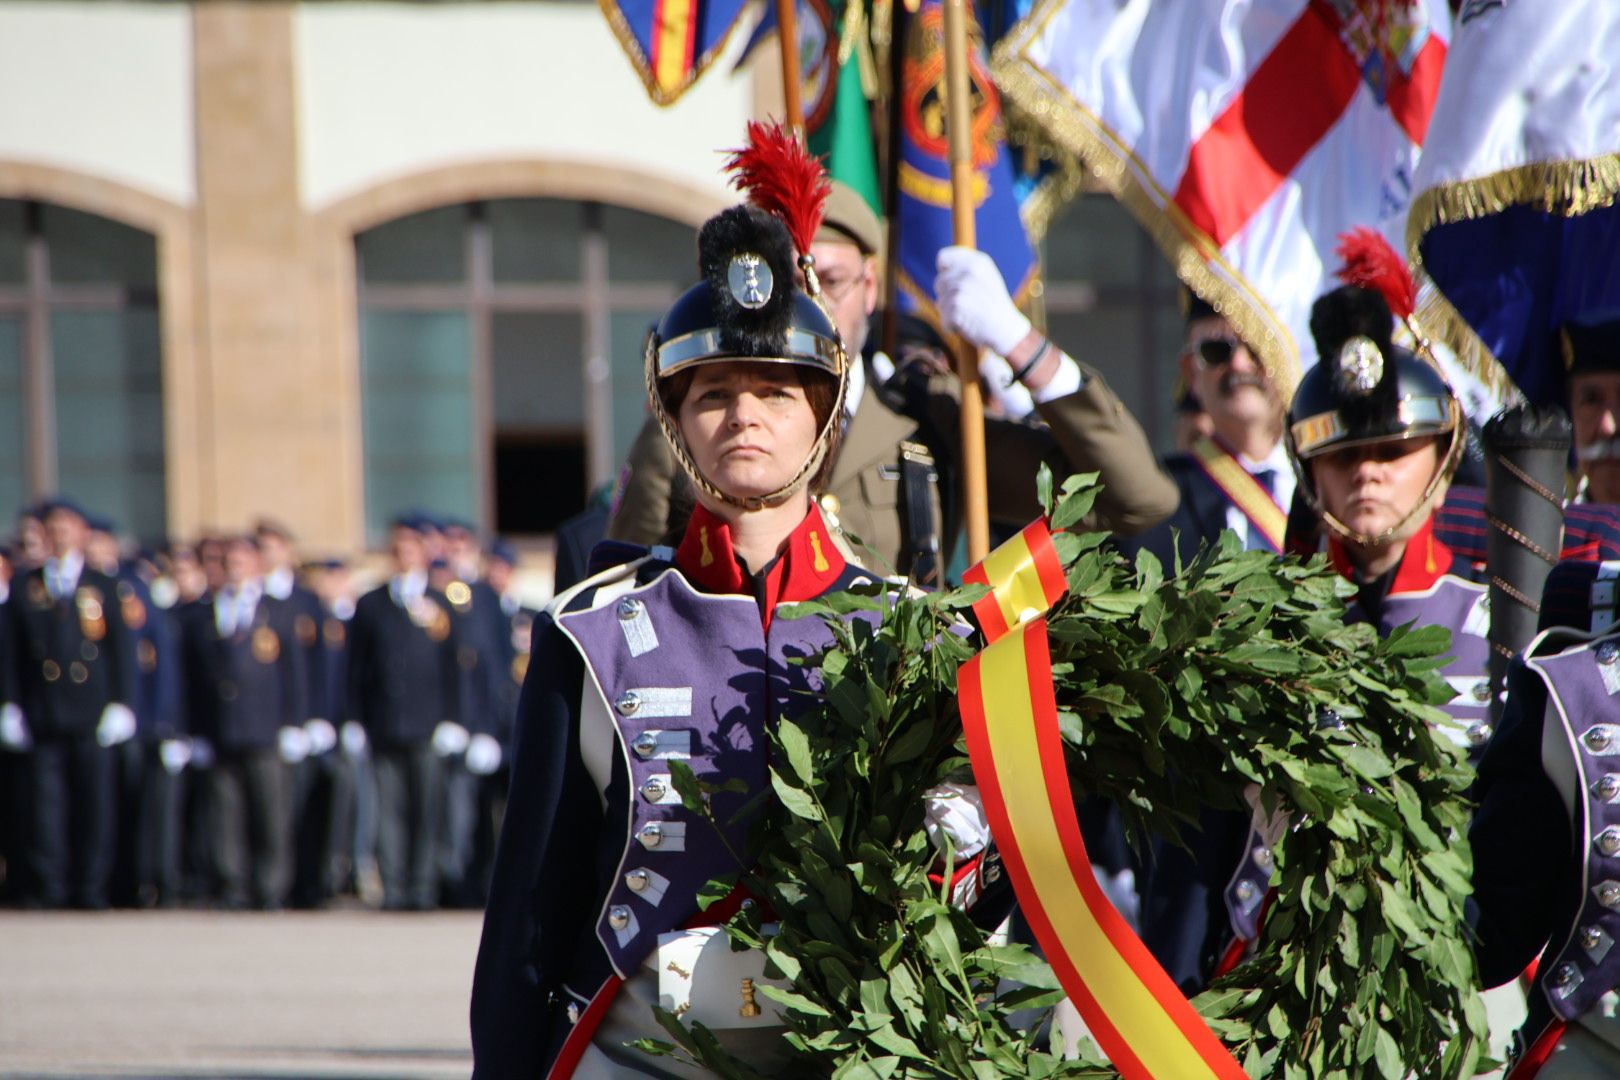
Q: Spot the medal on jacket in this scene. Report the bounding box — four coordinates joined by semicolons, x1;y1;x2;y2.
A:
409;597;451;642
27;577;50;609
295;613;318;648
76;588;106;641
446;580;473;613
323;617;346;648
252;625;281;664
511;654;529;683
117;581;147;630
137;638;159;673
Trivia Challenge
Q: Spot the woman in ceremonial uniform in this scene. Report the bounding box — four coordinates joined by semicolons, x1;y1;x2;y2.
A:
470;133;884;1078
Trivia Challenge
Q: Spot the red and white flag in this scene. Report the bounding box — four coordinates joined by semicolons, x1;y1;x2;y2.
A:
995;0;1449;394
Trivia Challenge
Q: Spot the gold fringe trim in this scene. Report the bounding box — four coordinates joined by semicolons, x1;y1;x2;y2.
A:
991;1;1301;399
596;0;754;107
1404;153;1620;401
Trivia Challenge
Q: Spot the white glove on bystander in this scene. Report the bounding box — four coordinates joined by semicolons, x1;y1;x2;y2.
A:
189;736;216;771
465;733;503;776
304;718;338;756
935;246;1031;358
96;703;138;748
340;720;368;758
432;720;471;757
0;703;32;752
278;725;311;764
158;738;192;774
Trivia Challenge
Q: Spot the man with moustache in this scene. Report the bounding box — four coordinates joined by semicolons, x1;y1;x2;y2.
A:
1563;311;1620;505
1116;291;1293;570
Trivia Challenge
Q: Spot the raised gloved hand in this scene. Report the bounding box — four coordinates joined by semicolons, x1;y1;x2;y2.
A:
340;720;368;758
465;733;503;776
95;703;138;748
0;703;32;752
158;738;192;775
278;725;311;764
189;736;216;771
431;720;470;757
935;246;1031;358
304;718;338;756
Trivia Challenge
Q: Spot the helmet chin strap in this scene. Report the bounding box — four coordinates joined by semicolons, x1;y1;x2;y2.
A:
644;337;850;514
1300;420;1467;552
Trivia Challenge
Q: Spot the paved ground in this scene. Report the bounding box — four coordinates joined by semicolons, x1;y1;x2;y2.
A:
0;910;482;1079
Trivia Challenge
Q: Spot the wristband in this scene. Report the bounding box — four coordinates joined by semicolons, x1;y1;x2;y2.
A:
1009;337;1053;386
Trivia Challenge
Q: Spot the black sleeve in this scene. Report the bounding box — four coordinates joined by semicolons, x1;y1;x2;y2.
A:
278;601;309;729
101;574;138;710
1469;657;1576;988
346;598;372;731
470;615;601;1078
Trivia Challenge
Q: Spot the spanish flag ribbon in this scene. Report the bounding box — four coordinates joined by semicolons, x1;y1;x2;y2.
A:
958;520;1246;1080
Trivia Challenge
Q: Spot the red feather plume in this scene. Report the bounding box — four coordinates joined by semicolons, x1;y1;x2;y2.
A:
1334;227;1416;321
723;120;830;257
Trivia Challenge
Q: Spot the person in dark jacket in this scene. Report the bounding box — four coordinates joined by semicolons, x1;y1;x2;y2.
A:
179;534;307;909
1;497;138;909
347;516;467;910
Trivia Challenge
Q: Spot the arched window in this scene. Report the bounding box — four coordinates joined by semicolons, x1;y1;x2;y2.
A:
355;198;695;542
0;200;166;539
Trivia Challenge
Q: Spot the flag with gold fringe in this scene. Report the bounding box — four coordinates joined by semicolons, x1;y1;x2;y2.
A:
599;0;754;106
1407;0;1620;409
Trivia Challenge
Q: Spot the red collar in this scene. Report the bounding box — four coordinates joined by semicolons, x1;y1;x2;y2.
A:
1328;515;1452;593
674;502;847;626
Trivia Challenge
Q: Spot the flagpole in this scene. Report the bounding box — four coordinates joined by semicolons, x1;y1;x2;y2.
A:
940;0;990;563
775;0;805;138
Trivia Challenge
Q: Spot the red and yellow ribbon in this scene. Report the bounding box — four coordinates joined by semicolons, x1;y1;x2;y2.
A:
958;520;1245;1080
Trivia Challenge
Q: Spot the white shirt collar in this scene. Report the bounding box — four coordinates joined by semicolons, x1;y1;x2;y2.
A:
264;565;294;600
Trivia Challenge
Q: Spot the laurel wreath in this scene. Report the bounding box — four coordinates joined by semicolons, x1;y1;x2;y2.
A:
640;473;1488;1079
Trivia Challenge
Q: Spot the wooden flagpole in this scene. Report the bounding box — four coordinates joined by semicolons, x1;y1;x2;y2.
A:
940;0;990;563
776;0;805;138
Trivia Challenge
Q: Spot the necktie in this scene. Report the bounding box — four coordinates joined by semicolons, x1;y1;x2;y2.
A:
1245;469;1278;551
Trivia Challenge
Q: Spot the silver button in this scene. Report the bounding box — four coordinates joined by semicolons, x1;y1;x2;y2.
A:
1552;961;1580;990
626;869;650;892
641;777;668;802
1597;775;1620;802
1235;880;1257;902
617;597;644;621
616;690;642;716
983;863;1002;884
1600;881;1620;908
1466;722;1493;747
1581;925;1605;951
1597;828;1620;857
740;898;756;911
566;1002;581;1024
638;822;663;849
1588;727;1614;753
1252;846;1274;872
1600;641;1620;666
632;731;659;757
1470;681;1492;703
608;905;630;930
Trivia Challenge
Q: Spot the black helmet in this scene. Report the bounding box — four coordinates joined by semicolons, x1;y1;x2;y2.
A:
1287;285;1463;545
645;203;848;511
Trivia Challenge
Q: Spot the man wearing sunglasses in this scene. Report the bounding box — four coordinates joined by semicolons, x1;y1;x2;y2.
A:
1117;292;1292;575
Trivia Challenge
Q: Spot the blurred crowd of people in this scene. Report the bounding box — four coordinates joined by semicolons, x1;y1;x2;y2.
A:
0;500;536;912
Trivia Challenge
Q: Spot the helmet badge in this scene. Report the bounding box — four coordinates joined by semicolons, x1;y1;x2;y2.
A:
727;253;773;310
1336;336;1384;396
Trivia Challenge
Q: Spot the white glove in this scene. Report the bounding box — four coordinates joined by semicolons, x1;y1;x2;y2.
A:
158;738;192;774
465;733;503;776
340;720;368;757
0;703;32;752
431;720;470;757
304;718;338;756
923;782;991;862
935;246;1031;358
189;736;216;770
277;725;311;764
95;703;138;748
